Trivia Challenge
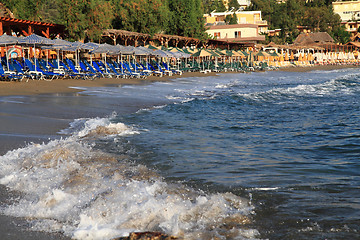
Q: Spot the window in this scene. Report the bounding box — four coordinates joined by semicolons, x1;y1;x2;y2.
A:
214;32;221;39
234;31;241;38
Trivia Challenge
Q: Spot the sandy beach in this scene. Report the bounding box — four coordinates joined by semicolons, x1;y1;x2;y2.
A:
0;71;219;96
0;64;358;96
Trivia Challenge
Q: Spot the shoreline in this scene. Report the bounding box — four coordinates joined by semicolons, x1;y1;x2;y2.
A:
0;64;358;96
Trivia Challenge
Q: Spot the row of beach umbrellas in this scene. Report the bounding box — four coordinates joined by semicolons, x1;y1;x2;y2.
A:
0;33;194;71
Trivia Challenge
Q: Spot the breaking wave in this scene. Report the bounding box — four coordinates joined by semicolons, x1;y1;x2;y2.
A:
0;114;258;240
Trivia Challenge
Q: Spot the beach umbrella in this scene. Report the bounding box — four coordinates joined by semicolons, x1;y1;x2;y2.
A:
18;34;54;72
41;38;72;69
284;52;289;61
290;51;294;60
152;49;171;58
0;34;19;71
91;43;118;73
145;44;158;50
82;42;100;51
191;49;212;57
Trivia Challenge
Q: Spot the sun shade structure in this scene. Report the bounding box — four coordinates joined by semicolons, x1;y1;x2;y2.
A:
18;33;54;72
0;34;18;71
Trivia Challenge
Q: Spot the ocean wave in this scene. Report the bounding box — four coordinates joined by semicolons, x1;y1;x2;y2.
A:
240;74;360;102
0;116;259;240
58;113;139;138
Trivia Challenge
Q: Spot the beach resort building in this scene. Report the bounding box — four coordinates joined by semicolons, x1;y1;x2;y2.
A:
332;0;360;37
204;9;267;44
206;23;265;43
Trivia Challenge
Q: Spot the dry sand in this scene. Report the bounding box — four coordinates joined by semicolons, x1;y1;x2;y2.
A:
0;65;358;96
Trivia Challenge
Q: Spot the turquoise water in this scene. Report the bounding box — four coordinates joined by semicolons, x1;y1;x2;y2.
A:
0;68;359;239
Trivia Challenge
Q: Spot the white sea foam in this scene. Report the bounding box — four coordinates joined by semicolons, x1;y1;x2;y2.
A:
59;114;139;138
0;116;259;240
136;104;167;113
241;75;360;102
252;187;279;191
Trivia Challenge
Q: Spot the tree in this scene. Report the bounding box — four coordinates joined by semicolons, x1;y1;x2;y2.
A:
5;0;44;21
58;0;113;41
228;0;240;10
225;13;237;25
332;25;350;44
214;0;226;12
168;0;206;39
111;0;169;36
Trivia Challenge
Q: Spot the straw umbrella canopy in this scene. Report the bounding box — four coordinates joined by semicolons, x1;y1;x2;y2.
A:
284;52;289;61
0;34;19;71
290;51;294;60
91;43;119;73
191;49;212;57
18;34;54;71
41;38;72;69
192;49;212;71
307;52;313;61
152;49;172;58
145;44;159;50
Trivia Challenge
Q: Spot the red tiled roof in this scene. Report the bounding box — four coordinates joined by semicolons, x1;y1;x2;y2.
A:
0;17;62;27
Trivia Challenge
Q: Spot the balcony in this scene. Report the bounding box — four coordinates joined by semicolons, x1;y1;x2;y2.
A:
255;20;268;26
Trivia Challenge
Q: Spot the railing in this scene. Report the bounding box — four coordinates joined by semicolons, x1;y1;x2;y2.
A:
255;20;268;25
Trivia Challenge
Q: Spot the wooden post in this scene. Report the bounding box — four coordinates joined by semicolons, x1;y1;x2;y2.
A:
28;25;32;35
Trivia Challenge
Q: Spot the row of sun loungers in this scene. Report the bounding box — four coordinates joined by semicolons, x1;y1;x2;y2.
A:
1;56;274;82
0;57;186;81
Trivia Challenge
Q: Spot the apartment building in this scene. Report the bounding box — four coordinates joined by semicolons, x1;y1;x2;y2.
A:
333;0;360;37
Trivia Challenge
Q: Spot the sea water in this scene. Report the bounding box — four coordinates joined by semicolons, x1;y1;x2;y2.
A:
0;68;359;239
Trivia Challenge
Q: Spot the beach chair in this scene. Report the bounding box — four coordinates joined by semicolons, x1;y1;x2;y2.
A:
139;62;158;76
152;62;172;76
65;59;92;79
106;62;126;78
0;61;25;81
82;60;103;77
79;61;97;79
130;62;151;78
92;61;108;78
162;62;182;75
36;61;65;80
23;59;48;80
122;62;141;78
10;60;34;81
147;63;164;77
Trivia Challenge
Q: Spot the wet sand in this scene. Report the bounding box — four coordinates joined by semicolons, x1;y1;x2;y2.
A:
0;64;358;239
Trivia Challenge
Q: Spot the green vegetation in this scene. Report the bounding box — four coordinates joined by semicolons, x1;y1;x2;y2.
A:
4;0;206;41
3;0;352;44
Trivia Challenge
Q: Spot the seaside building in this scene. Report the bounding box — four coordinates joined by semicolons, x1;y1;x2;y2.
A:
204;9;267;44
206;23;265;43
332;0;360;37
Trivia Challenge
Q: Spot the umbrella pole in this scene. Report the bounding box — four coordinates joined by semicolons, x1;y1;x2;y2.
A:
105;53;107;73
57;49;60;69
121;54;123;74
5;43;9;71
34;44;37;71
